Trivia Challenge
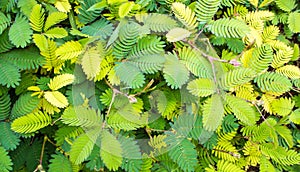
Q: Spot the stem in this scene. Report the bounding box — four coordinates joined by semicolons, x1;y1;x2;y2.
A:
192;24;208;43
34;136;47;172
51;117;62;125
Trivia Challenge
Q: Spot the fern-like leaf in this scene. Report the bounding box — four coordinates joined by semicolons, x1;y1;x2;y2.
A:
166;135;198;171
276;65;300;79
9;15;32;48
119;136;143;172
54;0;71;13
0;122;20;150
254;72;292;93
56;41;83;61
81;18;113;39
0;146;12;172
115;62;145;89
44;91;69;108
81;45;103;80
0;46;45;70
202;94;224;131
206;160;243;172
44;12;67;31
69;127;101;165
178;46;213;78
11;111;52;133
271;97;294;116
275;0;296;12
288;12;300;33
100;130;123;171
143;13;178;32
220;68;256;90
225;95;256;125
0;59;20;88
187;78;216;97
172;2;198;30
128;36;165;58
48;153;72;172
0;12;10;35
29;4;45;32
48;74;75;91
195;0;220;24
0;29;14;53
11;92;40;120
209;18;250;38
44;27;68;39
163;53;189;89
78;0;104;24
241;45;273;73
61;106;102;128
0;92;10;120
113;22;140;59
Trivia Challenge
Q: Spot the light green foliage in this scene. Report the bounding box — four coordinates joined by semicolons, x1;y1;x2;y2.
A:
0;146;12;172
0;0;299;171
9;15;32;48
11;111;52;133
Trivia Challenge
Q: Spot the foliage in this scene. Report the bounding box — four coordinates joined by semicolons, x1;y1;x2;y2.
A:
0;0;300;171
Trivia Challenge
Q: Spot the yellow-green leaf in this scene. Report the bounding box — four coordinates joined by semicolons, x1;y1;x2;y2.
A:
56;41;83;60
45;27;68;39
44;91;69;108
100;130;123;171
118;2;134;18
48;73;75;90
54;0;71;13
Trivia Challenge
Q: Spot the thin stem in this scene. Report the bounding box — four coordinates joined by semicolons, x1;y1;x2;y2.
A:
51;117;62;126
192;24;208;43
34;136;47;172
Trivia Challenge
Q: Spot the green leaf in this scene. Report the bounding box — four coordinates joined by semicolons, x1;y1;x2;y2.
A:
187;78;216;97
29;4;45;32
56;41;83;60
70;127;101;165
143;13;178;32
0;146;12;172
48;154;72;172
0;12;11;35
166;28;191;42
119;136;143;172
209;18;250;38
275;0;296;12
9;15;32;48
225;95;257;125
100;130;123;171
220;68;257;90
119;2;135;18
61;106;102;128
11;111;52;133
163;53;189;89
0;46;45;70
0;92;10;120
115;62;145;89
0;122;20;150
0;59;20;88
290;109;300;124
45;27;68;38
81;44;103;80
202;94;224;131
11;92;40;120
44;91;69;108
288;12;300;33
44;12;67;31
166;135;198;171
